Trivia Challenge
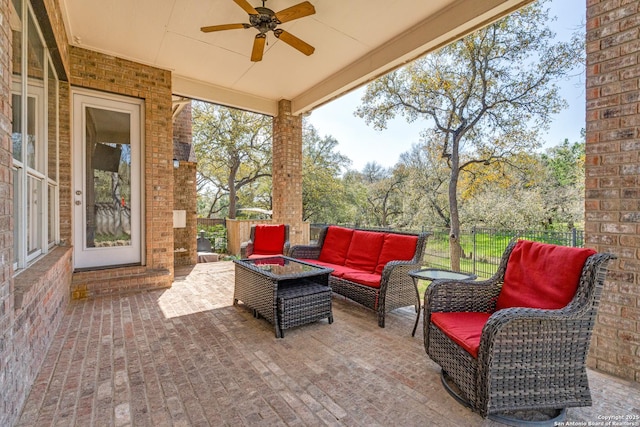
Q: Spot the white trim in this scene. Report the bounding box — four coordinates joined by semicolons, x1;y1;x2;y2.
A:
71;88;145;269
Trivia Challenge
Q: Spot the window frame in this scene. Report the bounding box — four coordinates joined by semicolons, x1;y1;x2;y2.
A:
11;0;59;272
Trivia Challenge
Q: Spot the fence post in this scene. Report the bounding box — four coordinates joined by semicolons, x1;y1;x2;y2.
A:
472;226;477;276
572;228;577;247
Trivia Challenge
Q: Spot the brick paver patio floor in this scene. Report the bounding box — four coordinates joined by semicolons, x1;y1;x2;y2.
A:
17;261;640;426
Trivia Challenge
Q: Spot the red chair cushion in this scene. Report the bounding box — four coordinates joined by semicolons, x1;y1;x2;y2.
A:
341;271;382;288
318;226;354;265
496;240;596;310
252;224;286;255
374;233;419;274
431;312;492;358
345;231;385;272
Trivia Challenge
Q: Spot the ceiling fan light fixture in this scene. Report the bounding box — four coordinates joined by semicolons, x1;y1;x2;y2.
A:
250;7;279;34
201;0;316;61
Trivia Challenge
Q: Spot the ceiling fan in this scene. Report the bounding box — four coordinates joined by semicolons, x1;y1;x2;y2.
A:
201;0;316;62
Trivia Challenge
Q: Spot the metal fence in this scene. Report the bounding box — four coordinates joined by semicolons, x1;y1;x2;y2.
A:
310;224;584;279
422;226;584;279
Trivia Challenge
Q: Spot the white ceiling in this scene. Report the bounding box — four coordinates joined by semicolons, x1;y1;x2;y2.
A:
60;0;534;116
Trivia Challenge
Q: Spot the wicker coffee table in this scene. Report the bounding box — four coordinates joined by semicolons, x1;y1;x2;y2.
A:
233;256;334;338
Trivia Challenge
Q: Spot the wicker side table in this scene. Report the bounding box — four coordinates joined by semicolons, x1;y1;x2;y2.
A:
277;280;333;338
409;268;477;337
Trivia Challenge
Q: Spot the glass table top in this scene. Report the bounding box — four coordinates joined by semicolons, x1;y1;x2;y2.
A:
235;256;331;278
409;268;477;281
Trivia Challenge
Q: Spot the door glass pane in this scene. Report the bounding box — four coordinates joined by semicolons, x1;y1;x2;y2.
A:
85;107;132;248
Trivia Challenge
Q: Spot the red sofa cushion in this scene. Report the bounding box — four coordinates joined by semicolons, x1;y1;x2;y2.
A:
253;224;286;255
341;271;382;288
374;233;419;274
431;312;492;358
496;240;596;311
318;226;354;265
345;230;385;272
297;260;356;278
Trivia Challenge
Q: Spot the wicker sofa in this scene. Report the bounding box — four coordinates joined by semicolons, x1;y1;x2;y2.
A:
289;226;428;328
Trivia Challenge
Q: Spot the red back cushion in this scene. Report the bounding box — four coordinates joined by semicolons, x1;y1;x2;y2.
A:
374;233;419;274
344;231;385;272
318;226;354;265
496;240;596;310
252;224;286;255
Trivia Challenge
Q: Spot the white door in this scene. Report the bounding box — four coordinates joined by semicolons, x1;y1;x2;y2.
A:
72;90;144;269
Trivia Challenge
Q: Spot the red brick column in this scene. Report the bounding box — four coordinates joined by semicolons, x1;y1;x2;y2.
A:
586;0;640;382
272;100;304;245
173;103;197;266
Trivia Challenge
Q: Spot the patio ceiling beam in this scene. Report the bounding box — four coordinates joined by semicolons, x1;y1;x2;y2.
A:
291;0;536;115
172;75;279;117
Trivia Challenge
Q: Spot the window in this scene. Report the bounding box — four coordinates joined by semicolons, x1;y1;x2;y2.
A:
11;0;59;271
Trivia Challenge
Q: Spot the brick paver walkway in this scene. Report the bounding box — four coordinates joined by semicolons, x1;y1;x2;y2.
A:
17;261;640;426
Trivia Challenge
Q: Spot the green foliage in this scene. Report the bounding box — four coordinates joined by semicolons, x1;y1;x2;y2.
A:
193;102;272;219
199;224;228;252
355;1;584;267
301;122;355;223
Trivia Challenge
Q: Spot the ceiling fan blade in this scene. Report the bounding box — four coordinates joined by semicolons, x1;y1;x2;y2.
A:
251;34;266;62
233;0;259;15
275;1;315;24
274;29;315;56
200;23;249;33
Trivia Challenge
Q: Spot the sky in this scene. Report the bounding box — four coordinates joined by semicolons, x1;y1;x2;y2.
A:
305;0;586;171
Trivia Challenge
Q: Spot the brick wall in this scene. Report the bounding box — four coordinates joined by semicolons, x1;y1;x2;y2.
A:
58;82;72;246
173;103;197;266
0;0;15;423
69;46;175;296
586;0;640;382
272;100;304;245
1;1;76;424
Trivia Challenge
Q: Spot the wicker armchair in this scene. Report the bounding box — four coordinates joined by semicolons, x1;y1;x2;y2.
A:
240;224;290;259
423;239;616;422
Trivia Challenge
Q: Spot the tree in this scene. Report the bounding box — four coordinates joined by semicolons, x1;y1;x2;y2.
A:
192;102;272;218
301;123;353;223
539;137;585;228
355;1;583;270
398;141;452;228
358;162;406;228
